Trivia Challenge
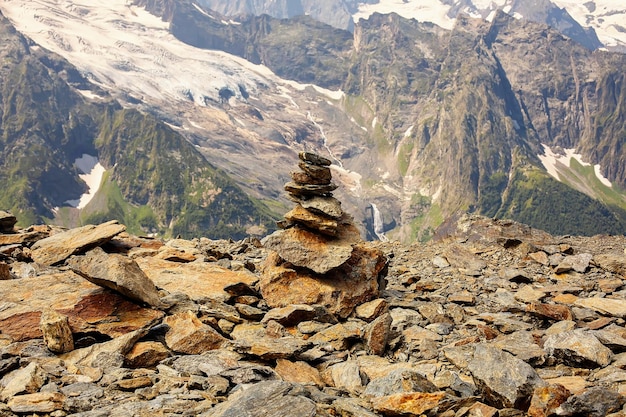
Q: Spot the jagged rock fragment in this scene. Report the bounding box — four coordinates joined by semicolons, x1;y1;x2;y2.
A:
231;323;310;360
370;391;448;416
0;211;17;233
40;309;74;353
124;341;169;368
31;220;126;265
0;362;47;401
61;328;148;368
544;329;613;367
364;368;438;398
68;247;163;308
326;360;367;394
261;304;317;327
528;384;571;417
275;359;324;387
356;298;388;322
466;344;546;409
164;311;226;354
363;312;392;356
555;386;625;417
205;380;317;417
0;262;11;280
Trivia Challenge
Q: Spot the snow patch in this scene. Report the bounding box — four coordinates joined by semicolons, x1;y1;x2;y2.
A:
192;3;214;19
538;144;612;187
77;89;105;99
404;125;414;137
66;154;106;209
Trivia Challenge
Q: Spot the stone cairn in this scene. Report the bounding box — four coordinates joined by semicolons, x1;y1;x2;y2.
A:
282;151;344;236
260;151;387;319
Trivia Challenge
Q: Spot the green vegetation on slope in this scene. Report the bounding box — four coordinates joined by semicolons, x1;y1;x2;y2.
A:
491;168;626;236
94;108;278;239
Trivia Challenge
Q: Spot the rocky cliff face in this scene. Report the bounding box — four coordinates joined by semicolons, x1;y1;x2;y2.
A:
134;1;626;240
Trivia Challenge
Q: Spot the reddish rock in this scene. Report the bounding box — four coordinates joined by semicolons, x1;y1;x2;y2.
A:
124;341;170;368
0;271;163;342
528;384;571;417
260;244;386;319
164;311;226;354
364;313;392;356
275;359;324;387
527;302;573;321
0;262;11;280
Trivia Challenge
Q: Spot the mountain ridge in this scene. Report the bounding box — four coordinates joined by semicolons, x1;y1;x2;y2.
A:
0;9;277;238
0;1;625;241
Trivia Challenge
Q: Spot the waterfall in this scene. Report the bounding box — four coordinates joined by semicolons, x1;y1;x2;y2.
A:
370;203;388;242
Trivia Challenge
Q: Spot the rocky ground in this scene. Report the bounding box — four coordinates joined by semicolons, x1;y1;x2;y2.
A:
0;206;626;416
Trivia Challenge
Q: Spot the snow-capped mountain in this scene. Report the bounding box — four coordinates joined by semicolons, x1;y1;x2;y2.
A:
354;0;625;51
196;0;626;52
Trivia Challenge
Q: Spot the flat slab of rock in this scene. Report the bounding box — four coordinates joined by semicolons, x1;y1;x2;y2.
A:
31;221;126;266
283;205;339;236
575;297;626;318
67;247;163;308
262;223;361;274
0;271;163;342
136;257;257;302
284;181;338;197
292;195;343;219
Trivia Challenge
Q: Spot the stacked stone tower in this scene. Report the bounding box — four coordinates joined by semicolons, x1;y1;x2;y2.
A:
260;151;386;319
281;151;345;237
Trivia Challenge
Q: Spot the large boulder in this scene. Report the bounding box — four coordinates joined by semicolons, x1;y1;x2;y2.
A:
260;244;386;319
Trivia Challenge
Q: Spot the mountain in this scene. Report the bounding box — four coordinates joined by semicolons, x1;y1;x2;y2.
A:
0;10;277;239
189;0;626;52
0;0;625;242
